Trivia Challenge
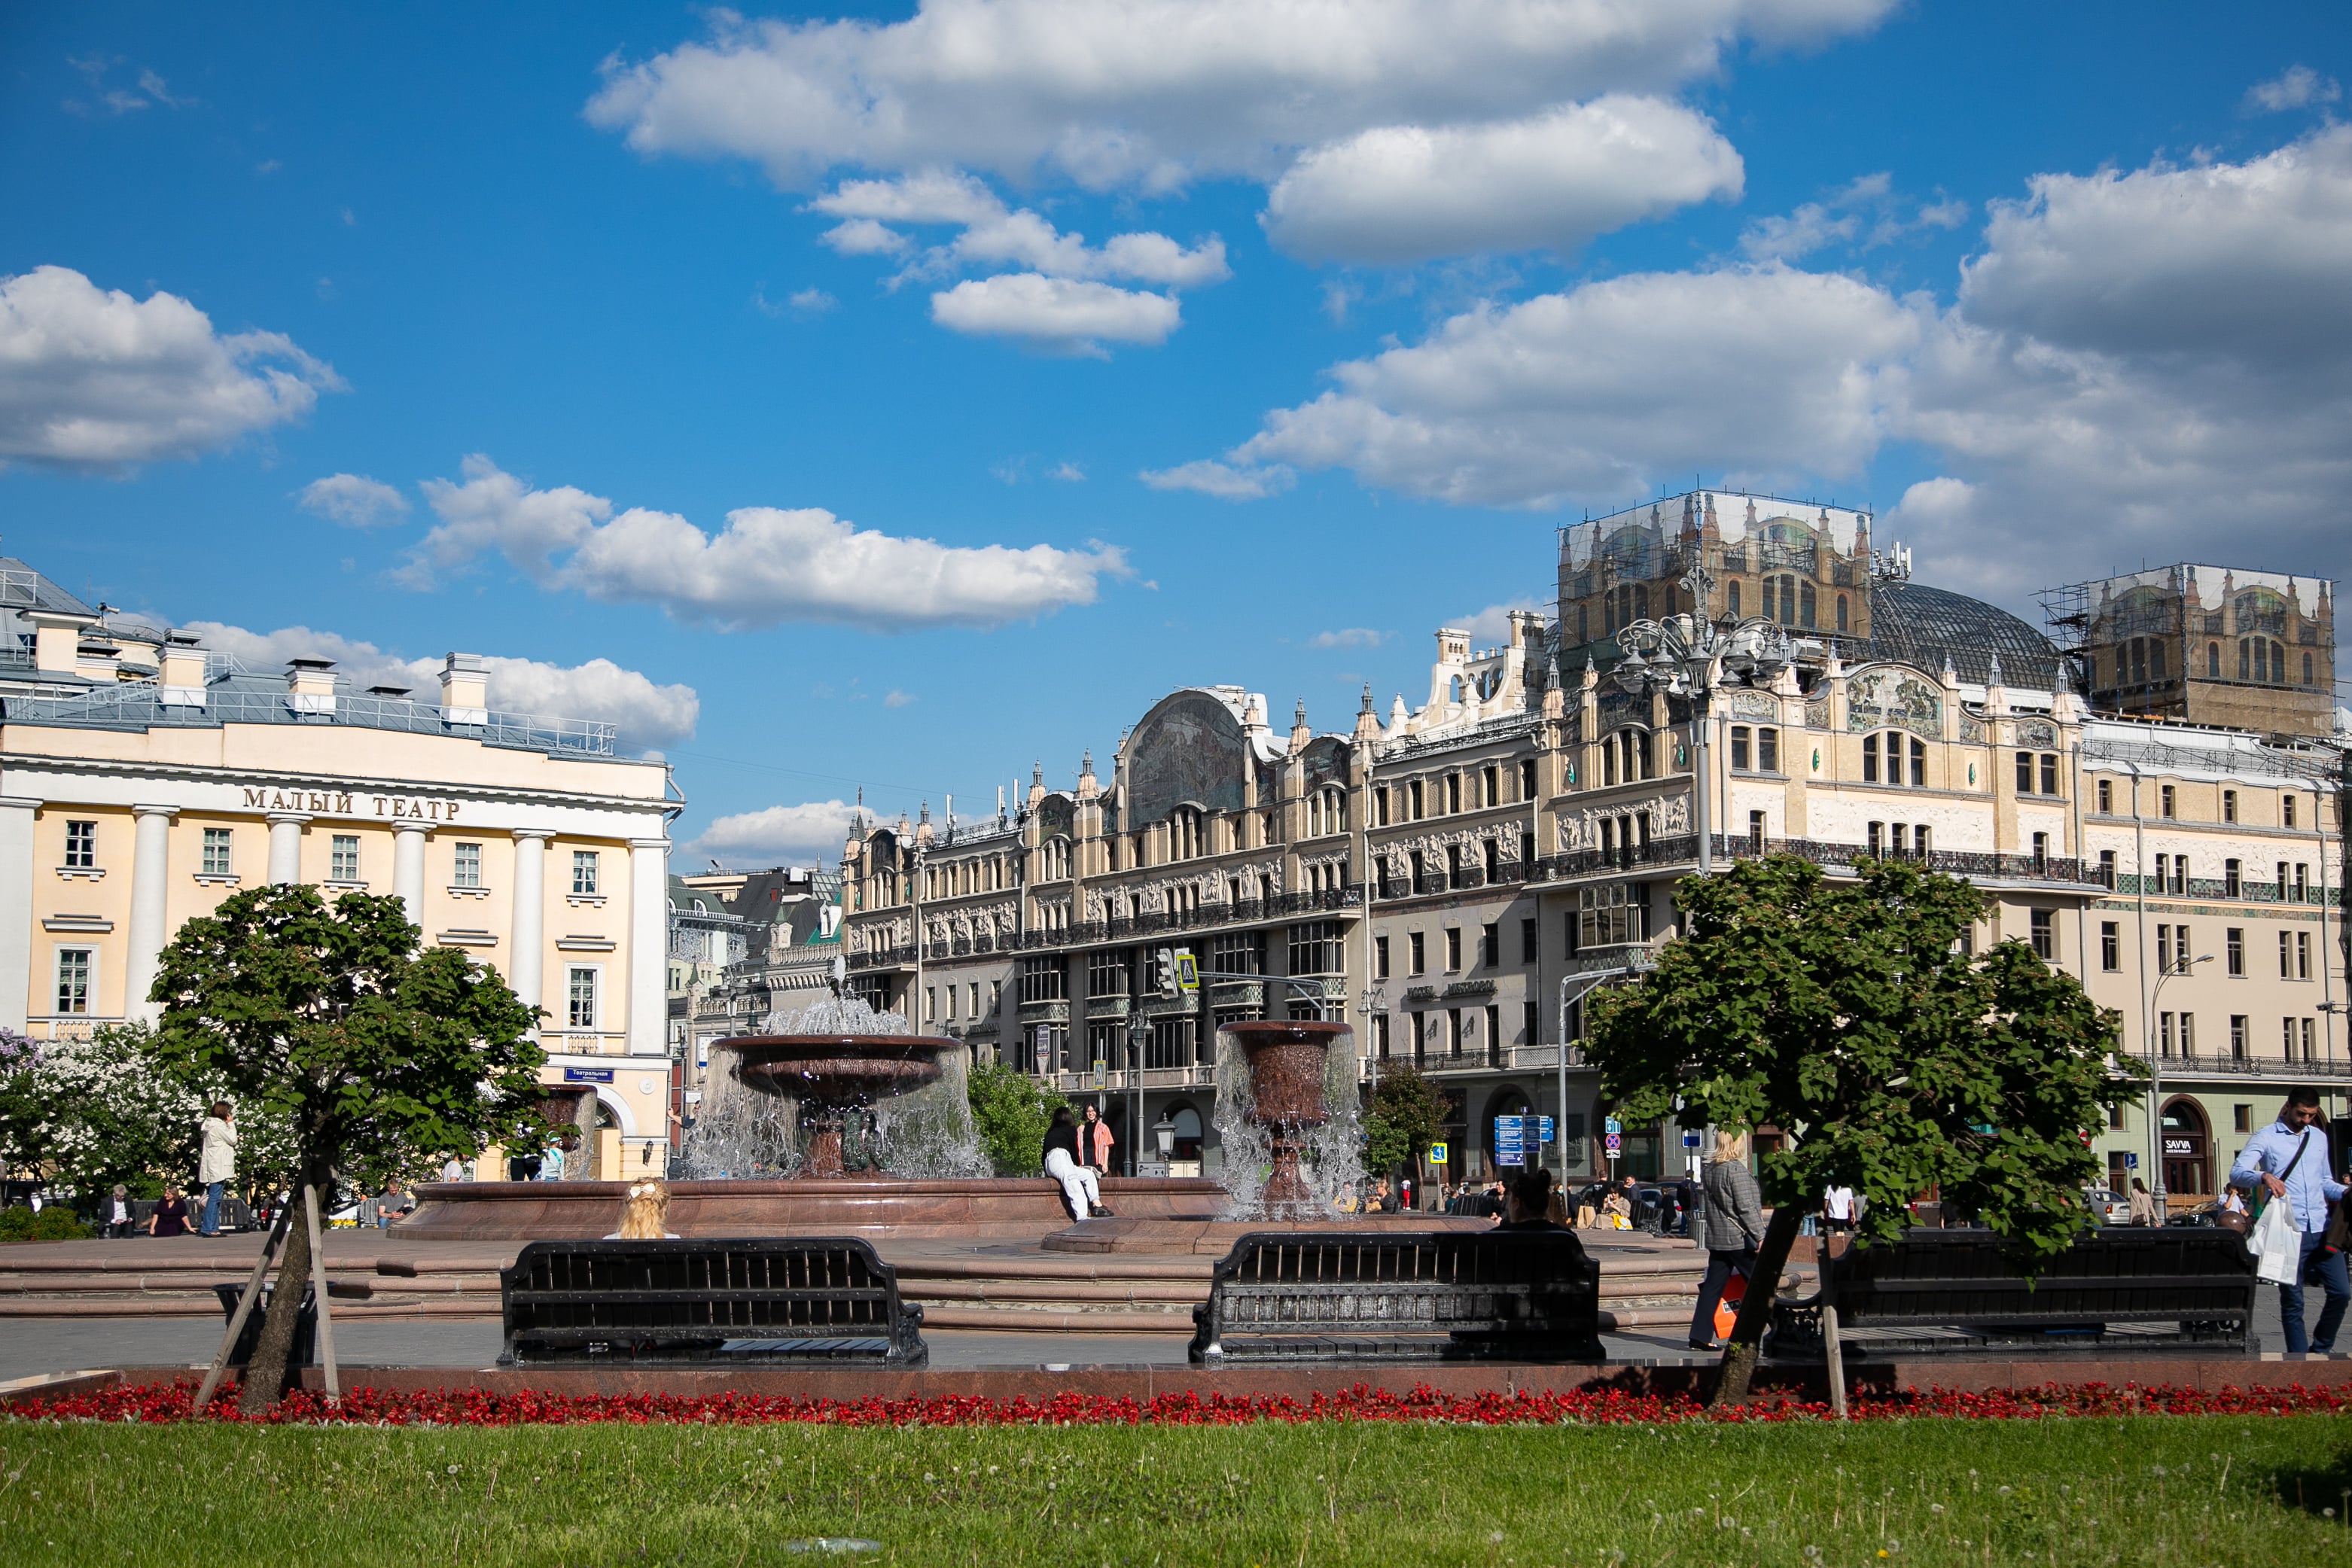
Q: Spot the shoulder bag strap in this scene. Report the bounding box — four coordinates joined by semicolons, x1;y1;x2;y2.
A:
2281;1129;2311;1183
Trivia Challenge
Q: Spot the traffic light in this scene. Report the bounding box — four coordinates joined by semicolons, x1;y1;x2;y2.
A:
1156;947;1177;998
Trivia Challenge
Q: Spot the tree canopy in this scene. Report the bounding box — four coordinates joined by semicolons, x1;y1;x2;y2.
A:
1363;1063;1452;1176
965;1060;1068;1176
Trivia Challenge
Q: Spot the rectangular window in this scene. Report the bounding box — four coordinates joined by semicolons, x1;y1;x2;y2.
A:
566;967;599;1031
1444;927;1462;971
2016;751;2034;794
1408;931;1426;974
2229;1014;2247;1061
62;820;96;869
1374;787;1390;827
1482;766;1499;808
2285;1017;2299;1058
2222;789;2238;823
452;842;482;888
2223;859;2241;898
1373;934;1390;981
2181;1012;2196;1058
1522;1000;1538;1046
1372;1013;1391;1059
1479;923;1500;967
2304;1016;2317;1061
2101;921;2119;972
2156;924;2173;973
1863;734;1881;784
2160;785;2176;819
1446;774;1461;814
1758;728;1778;774
2159;1010;2174;1058
2098;849;2116;888
201;827;233;877
969;983;981;1019
1448;1006;1464;1059
2296;863;2311;901
1730;726;1751;771
1519;759;1537;800
2235;1104;2253;1134
2285;793;2299;828
54;948;93;1015
1409;781;1424;821
2226;927;2244;976
2097;778;2113;814
1867;821;1884;857
2282;929;2295;978
1287;921;1345;976
2030;909;2054;961
2031;831;2049;869
1520;916;1539;966
1017;956;1065;1003
1748;810;1767;854
330;833;361;882
571;850;600;895
2040;754;2058;796
925;987;937;1023
2108;1101;2126;1131
2298;930;2312;980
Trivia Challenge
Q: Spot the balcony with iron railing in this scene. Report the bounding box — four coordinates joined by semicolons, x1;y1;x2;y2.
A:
847;884;1366;971
2127;1049;2352;1080
2110;874;2341;907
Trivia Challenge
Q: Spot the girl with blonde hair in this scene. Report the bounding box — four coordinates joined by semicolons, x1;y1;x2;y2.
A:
611;1178;676;1240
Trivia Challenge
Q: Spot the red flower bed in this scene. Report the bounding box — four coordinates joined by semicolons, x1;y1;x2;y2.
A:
5;1380;2347;1427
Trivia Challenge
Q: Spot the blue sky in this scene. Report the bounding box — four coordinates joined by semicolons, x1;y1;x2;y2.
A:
5;2;2349;863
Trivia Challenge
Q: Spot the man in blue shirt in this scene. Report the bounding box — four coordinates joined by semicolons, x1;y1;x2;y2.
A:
2228;1086;2350;1356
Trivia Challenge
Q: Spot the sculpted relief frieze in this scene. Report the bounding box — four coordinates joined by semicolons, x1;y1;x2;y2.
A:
1845;668;1942;738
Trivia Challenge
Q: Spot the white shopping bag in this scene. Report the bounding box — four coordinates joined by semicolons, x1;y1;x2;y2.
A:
2251;1197;2302;1285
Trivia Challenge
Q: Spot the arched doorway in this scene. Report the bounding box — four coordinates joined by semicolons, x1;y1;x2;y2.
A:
2161;1098;2211;1197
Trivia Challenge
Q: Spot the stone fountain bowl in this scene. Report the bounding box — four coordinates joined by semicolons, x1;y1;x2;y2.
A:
1223;1018;1350;1126
722;1034;960;1101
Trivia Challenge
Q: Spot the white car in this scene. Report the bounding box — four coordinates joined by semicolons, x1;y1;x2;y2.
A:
2083;1187;2133;1225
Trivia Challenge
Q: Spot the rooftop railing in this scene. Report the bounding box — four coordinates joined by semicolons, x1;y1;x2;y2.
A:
7;678;618;757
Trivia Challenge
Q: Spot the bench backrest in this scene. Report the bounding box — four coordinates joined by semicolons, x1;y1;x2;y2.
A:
1202;1229;1598;1338
1828;1228;2257;1327
501;1238;911;1339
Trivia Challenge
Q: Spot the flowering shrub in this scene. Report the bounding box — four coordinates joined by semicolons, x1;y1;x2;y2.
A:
8;1378;2345;1427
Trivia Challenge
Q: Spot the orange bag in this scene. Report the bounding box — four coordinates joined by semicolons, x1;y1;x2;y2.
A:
1712;1270;1747;1341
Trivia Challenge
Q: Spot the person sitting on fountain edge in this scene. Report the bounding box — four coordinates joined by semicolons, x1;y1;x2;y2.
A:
1042;1106;1114;1221
1496;1169;1574;1233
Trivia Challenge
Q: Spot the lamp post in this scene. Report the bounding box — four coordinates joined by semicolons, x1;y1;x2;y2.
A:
1126;1006;1150;1177
2146;951;2213;1207
1359;982;1387;1096
1153;1112;1177;1171
1611;564;1794;877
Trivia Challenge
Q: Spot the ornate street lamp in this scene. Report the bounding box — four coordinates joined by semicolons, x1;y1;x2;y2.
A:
1611;563;1795;875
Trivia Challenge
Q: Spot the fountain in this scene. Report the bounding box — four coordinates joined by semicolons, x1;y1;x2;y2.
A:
1213;1020;1357;1217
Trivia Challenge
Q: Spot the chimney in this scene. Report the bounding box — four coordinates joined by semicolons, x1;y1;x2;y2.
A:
440;653;489;726
160;632;207;708
27;613;88;675
285;657;338;715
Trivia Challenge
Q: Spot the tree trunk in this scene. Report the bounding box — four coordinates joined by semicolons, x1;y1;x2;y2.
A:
236;1174;322;1414
1707;1202;1808;1411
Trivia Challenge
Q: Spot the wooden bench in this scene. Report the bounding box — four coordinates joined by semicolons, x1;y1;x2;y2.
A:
1188;1229;1604;1365
1766;1227;2259;1360
498;1238;927;1367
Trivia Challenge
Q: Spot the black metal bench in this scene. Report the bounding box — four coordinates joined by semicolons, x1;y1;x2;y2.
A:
1766;1227;2259;1359
1188;1229;1603;1365
498;1238;927;1368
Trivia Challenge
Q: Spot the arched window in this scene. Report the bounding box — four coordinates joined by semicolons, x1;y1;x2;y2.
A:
1726;580;1741;617
1621;729;1651;782
1449;674;1464;704
1799;580;1817;629
1835;592;1849;633
2207;642;2221;678
1307;786;1347;838
1168;807;1204;861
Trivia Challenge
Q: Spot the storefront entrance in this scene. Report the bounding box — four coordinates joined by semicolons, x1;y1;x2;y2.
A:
2161;1098;2211;1196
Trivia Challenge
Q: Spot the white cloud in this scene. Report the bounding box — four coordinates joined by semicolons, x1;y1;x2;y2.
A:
883;688;916;707
1739;171;1967;261
687;799;858;863
787;288;837;313
404;455;1126;631
2247;65;2341;113
297;473;409;528
929;275;1181;356
588;2;1892;191
820;218;911;257
1206;265;1918;507
1047;461;1085;483
1263;97;1741;263
0;265;341;468
1309;627;1387;649
1452;600;1546;646
1138;458;1296;501
178;620;699;749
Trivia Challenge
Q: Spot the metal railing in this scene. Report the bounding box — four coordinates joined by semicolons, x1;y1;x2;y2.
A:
2125;1049;2351;1080
8;679;618;756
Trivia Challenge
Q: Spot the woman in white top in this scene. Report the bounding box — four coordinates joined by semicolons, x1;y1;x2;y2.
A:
197;1101;237;1237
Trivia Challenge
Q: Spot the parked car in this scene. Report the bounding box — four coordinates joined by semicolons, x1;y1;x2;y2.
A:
2082;1187;2133;1225
2166;1198;2240;1228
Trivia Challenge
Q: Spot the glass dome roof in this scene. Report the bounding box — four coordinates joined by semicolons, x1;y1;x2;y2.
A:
1861;580;2064;690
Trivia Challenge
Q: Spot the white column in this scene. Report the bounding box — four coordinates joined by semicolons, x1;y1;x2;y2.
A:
628;837;669;1058
0;797;39;1033
123;805;178;1022
510;830;551;1021
391;821;429;935
266;813;309;884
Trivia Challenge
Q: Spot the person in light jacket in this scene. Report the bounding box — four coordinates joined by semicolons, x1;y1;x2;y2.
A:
2127;1177;2159;1227
2228;1086;2350;1356
197;1101;237;1237
1689;1130;1766;1351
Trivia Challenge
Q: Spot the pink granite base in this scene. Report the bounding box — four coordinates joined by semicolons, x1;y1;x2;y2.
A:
400;1177;1228;1241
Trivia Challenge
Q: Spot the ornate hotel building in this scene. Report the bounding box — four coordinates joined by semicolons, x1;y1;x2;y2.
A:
838;495;2347;1205
0;556;677;1177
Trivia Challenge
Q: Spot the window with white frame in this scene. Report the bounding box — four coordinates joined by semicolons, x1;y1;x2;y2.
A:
63;820;96;869
571;850;600;895
452;842;482;888
330;833;361;881
566;966;599;1030
201;827;233;877
54;947;93;1014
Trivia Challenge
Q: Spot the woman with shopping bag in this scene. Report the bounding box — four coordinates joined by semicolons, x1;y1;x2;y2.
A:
2228;1087;2350;1356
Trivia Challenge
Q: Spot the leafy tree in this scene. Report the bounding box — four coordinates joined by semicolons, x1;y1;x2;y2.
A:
0;1030;50;1184
151;884;543;1412
1363;1063;1452;1177
1584;854;2140;1407
965;1061;1067;1176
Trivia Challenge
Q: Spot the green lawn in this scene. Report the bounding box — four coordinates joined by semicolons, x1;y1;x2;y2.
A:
2;1414;2345;1565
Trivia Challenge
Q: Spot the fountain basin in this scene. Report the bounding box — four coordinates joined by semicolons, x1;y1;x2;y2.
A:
720;1032;961;1179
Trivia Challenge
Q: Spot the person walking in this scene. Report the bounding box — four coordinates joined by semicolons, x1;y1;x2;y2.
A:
2228;1086;2350;1356
197;1101;236;1237
1821;1184;1856;1236
1041;1106;1110;1221
1690;1130;1766;1352
1080;1104;1115;1174
148;1183;193;1237
2127;1177;2159;1227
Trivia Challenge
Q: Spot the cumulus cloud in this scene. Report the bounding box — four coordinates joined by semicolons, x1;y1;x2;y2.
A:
2247;65;2340;113
0;265;341;468
1738;171;1968;261
404;455;1126;631
930;275;1181;356
1199;265;1918;508
1309;627;1387;649
686;799;858;863
1263;97;1741;263
178;620;699;749
297;473;410;528
1452;601;1549;646
1138;458;1296;501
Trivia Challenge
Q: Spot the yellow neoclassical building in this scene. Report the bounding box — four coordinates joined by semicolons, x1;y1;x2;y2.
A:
0;558;678;1176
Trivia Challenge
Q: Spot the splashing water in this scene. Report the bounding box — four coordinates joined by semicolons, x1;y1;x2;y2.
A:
1210;1025;1366;1219
677;995;991;1180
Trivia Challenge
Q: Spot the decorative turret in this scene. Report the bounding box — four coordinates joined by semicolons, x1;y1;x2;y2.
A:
1289;698;1312;752
1076;749;1098;800
1026;761;1046;808
1354;682;1380;741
